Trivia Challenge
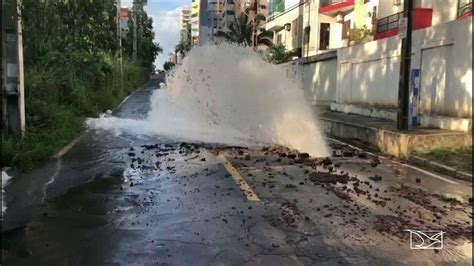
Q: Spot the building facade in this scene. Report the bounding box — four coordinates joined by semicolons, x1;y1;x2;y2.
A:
266;0;473;58
180;7;192;31
191;0;200;45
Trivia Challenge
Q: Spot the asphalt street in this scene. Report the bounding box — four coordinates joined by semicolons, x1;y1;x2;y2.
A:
2;77;472;265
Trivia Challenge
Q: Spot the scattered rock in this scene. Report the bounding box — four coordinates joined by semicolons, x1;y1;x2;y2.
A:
369;175;382;181
415;178;421;183
200;158;206;161
342;150;355;157
298;153;310;159
287;154;296;159
309;172;350;185
370;157;380;167
322;157;333;166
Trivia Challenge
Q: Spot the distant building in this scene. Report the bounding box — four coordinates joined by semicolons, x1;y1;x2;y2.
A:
169;52;177;64
207;0;225;42
191;0;200;45
238;0;270;47
119;7;131;38
180;7;192;31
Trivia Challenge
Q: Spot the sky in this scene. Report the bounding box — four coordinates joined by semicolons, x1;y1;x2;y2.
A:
123;0;190;69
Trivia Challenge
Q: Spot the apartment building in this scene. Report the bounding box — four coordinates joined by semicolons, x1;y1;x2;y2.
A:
266;0;473;57
239;0;270;47
266;0;305;57
191;0;200;45
208;0;225;35
180;7;192;32
221;0;242;32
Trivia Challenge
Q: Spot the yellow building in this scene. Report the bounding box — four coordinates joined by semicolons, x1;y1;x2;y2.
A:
191;0;200;45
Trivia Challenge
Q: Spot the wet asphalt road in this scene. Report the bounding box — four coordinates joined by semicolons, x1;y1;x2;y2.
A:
2;76;473;265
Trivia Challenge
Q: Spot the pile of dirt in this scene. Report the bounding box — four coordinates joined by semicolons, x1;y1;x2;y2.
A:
280;201;301;227
374;215;416;239
309;172;353;185
390;185;447;214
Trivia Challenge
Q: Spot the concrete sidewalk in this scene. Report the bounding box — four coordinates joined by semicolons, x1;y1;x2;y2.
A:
317;108;472;181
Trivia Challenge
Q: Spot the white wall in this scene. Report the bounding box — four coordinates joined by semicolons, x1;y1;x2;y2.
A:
335;18;472;118
292;18;471;122
302;58;337;105
413;18;472;118
336;35;401;107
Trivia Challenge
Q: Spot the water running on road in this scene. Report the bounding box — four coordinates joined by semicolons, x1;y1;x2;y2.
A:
87;43;329;157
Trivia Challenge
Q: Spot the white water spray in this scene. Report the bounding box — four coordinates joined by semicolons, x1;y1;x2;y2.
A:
88;43;329;157
2;170;13;216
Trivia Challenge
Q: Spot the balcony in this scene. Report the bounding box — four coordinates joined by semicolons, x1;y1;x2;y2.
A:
375;8;433;40
319;0;354;16
458;1;473;19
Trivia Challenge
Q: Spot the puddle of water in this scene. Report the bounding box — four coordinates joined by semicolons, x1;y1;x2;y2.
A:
87;43;329;157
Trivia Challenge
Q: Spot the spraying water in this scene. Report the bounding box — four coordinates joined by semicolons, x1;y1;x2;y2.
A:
2;170;13;216
88;43;329;157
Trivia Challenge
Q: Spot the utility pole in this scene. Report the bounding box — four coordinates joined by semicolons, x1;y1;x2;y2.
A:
132;0;138;61
2;0;25;136
116;0;123;93
397;0;413;130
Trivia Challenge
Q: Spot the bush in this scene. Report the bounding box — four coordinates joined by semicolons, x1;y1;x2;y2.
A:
2;60;149;171
266;44;290;64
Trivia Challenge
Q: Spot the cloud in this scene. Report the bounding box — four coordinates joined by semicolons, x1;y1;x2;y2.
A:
147;6;185;69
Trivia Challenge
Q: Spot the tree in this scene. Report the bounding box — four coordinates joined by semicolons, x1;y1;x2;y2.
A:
215;13;266;46
163;61;176;71
124;6;163;71
266;44;290;64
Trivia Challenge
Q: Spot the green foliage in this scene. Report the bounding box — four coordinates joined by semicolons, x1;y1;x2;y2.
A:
266;44;290;64
163;61;176;71
1;0;160;171
215;13;266;46
349;25;373;45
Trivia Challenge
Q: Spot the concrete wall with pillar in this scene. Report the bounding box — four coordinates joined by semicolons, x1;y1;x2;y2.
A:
2;0;25;135
281;17;472;132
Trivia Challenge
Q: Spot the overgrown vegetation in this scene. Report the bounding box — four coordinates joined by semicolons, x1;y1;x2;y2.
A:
215;13;266;46
415;147;472;173
1;0;161;171
266;44;290;64
163;61;176;71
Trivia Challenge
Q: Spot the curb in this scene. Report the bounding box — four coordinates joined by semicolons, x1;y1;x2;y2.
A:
409;155;472;182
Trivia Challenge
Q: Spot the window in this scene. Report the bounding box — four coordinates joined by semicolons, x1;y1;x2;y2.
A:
291;19;298;37
342;20;350;39
319;23;330;50
304;26;311;44
276;33;282;44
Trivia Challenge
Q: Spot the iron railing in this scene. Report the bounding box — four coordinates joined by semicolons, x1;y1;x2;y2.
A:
458;1;473;18
376;11;403;33
267;1;305;23
320;0;349;7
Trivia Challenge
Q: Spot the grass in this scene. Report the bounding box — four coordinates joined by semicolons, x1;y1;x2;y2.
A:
416;147;472;173
1;62;149;172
